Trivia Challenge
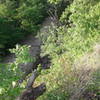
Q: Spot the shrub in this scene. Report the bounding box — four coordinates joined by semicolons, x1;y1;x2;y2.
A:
0;0;47;56
16;0;47;33
0;44;35;100
37;0;100;100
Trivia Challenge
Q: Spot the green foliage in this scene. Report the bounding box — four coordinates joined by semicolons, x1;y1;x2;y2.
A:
0;44;36;100
67;0;99;62
16;0;47;32
48;0;62;4
0;0;100;100
38;0;100;100
0;17;26;50
0;0;47;56
60;0;100;61
47;0;72;20
10;45;35;64
0;63;23;100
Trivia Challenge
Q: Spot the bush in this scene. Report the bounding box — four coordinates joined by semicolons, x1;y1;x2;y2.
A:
0;44;36;100
16;0;47;33
37;0;100;100
0;0;47;56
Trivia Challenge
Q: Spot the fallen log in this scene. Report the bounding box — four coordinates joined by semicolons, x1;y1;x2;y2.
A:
17;70;46;100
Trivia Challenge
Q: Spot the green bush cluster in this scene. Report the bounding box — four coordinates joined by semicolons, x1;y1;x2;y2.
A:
61;0;100;60
41;0;100;63
0;0;47;56
0;63;23;100
0;45;34;100
37;0;100;100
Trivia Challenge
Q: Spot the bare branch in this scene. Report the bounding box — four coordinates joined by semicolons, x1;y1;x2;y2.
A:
26;70;39;89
